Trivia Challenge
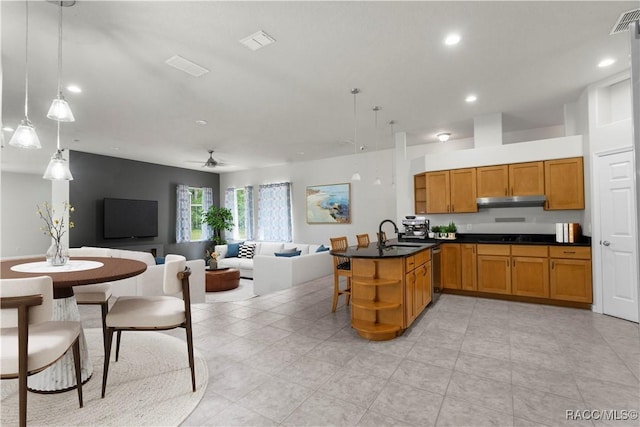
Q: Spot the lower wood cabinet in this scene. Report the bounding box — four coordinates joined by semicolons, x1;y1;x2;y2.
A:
550;246;592;303
441;244;461;289
460;244;477;290
511;245;549;298
477;245;511;294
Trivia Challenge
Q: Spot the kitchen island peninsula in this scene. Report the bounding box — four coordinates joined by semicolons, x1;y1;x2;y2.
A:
331;240;437;340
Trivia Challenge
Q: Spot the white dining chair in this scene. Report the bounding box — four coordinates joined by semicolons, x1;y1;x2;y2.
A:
68;247;113;354
101;254;195;397
0;276;83;427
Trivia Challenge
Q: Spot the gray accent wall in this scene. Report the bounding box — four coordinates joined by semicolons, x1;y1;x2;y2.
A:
69;151;220;260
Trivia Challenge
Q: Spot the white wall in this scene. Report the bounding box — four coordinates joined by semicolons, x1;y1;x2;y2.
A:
1;171;52;257
220;149;397;246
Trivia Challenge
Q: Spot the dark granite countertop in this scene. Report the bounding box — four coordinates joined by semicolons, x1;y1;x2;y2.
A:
330;240;435;259
399;233;591;247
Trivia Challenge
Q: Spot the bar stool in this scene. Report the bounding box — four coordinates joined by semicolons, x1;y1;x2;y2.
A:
329;236;352;312
356;234;370;247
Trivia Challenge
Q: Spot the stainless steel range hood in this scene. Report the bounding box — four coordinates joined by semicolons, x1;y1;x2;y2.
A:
477;195;546;208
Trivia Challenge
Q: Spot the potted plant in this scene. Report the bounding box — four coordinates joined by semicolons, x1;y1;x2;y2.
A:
446;221;457;239
202;206;234;246
429;225;440;239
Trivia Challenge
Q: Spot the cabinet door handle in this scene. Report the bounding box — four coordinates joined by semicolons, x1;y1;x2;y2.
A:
447;204;450;212
452;204;455;212
602;241;611;246
511;187;514;195
504;188;508;196
546;200;549;209
563;251;576;254
551;260;555;269
507;259;510;267
513;259;516;267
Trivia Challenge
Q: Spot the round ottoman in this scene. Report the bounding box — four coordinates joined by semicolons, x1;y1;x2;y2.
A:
205;268;240;292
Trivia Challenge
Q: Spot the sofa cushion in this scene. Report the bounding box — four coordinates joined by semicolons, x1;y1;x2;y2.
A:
112;249;156;266
227;242;243;258
258;242;284;256
278;247;297;255
315;245;330;253
275;250;302;258
238;243;256;259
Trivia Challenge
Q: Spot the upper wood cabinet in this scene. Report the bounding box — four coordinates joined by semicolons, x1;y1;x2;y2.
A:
477;161;544;197
426;168;477;213
414;173;427;214
544;157;584;210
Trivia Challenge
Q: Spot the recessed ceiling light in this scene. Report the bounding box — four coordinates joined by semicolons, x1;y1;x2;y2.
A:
195;119;208;125
465;94;477;103
66;85;82;93
2;126;14;132
165;55;209;77
437;133;451;142
444;33;461;46
598;58;615;68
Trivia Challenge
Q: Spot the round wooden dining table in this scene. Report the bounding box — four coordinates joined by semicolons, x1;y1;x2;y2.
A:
0;256;147;392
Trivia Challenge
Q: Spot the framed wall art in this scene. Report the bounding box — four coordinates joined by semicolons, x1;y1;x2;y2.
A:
306;183;351;224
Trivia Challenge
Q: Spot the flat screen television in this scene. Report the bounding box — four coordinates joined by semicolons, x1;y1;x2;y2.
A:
103;198;158;239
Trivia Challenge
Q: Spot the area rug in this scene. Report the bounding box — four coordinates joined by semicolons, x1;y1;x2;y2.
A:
206;278;257;303
0;328;207;426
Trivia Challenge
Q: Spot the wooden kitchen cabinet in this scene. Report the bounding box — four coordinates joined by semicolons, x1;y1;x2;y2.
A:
460;244;477;290
441;243;461;289
511;245;549;298
405;249;431;325
549;246;592;303
477;161;544;197
426;168;477;213
544;157;584;210
450;168;478;213
425;171;450;213
477;244;511;294
414;173;427;214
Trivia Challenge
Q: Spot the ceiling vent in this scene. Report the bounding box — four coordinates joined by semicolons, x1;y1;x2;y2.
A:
240;30;276;51
610;8;640;34
165;55;209;77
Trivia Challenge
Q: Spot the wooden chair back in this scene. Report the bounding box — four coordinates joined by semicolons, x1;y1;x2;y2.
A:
356;234;370;247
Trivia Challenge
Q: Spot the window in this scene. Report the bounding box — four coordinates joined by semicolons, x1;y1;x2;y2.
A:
190;187;203;241
176;184;213;244
225;187;253;241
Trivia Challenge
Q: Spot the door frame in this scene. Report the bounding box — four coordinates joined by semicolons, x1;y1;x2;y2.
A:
591;147;639;318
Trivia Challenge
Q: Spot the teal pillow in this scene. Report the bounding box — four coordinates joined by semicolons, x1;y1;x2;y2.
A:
275;250;302;257
227;241;243;258
316;245;329;252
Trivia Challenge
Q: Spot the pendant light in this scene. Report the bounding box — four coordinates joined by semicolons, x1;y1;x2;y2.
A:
8;0;41;149
350;88;361;181
372;106;381;185
47;1;75;122
43;119;73;180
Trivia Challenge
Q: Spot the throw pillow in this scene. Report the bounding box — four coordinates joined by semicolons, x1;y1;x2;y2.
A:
275;250;302;257
155;257;165;265
276;247;297;255
227;241;244;258
315;245;329;253
238;243;256;259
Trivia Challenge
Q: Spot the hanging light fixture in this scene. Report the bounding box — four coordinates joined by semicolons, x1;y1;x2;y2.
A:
372;106;382;185
437;132;451;142
47;1;75;122
350;88;361;181
9;0;41;149
43;119;73;180
389;120;396;187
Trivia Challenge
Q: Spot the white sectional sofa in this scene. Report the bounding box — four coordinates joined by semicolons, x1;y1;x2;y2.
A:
72;247;206;303
214;241;333;295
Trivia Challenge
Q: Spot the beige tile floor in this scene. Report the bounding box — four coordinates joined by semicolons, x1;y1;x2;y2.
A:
81;275;640;426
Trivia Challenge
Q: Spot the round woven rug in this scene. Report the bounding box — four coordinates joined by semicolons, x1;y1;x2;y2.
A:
1;328;207;426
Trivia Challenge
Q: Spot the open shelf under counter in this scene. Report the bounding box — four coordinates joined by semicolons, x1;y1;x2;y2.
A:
350;298;401;311
351;319;402;341
352;276;401;287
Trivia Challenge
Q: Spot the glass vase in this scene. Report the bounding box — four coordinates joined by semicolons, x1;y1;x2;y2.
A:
46;241;69;266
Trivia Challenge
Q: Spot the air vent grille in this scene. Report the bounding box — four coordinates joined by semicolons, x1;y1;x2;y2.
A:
240;30;276;51
610;8;640;34
165;55;209;77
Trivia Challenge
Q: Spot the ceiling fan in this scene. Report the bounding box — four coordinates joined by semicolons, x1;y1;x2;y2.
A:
188;150;227;168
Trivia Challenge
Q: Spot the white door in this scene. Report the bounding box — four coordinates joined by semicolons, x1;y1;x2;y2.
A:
598;150;639;322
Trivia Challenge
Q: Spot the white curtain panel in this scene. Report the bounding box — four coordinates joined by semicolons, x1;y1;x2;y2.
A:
244;185;254;241
257;182;292;242
224;188;234;241
201;187;214;240
176;184;191;243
